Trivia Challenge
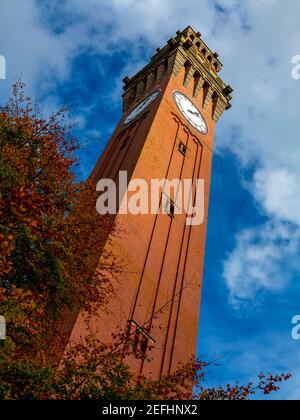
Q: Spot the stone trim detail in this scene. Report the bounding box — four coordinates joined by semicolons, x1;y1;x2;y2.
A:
122;26;233;120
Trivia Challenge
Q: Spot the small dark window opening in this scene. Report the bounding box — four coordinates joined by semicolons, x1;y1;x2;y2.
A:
178;140;187;156
196;41;201;49
201;48;207;56
169;201;175;218
164;196;176;219
120;136;130;150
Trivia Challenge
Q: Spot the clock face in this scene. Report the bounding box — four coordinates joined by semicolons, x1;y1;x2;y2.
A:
123;90;160;125
173;91;208;134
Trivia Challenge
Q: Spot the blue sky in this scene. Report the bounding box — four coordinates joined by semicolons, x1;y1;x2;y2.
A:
1;0;300;399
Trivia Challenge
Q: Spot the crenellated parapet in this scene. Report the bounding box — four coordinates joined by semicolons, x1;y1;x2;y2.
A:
122;26;233;123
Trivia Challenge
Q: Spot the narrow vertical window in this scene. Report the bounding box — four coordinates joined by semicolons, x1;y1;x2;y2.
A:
163;195;176;219
212;92;219;118
202;81;210;108
193;71;201;97
183;61;192;86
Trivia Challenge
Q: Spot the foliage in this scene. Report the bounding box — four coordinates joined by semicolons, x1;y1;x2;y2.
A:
0;83;113;315
0;81;114;389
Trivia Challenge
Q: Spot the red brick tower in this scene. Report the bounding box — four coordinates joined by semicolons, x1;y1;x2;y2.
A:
65;26;232;379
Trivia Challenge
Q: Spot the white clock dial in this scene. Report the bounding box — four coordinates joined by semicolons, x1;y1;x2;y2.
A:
173;91;208;134
123;90;160;125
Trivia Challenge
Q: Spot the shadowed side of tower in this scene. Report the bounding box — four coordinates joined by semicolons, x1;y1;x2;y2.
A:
63;26;232;380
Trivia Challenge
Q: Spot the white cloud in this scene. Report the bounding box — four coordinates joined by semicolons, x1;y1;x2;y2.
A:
223;220;300;308
0;0;73;98
253;168;300;225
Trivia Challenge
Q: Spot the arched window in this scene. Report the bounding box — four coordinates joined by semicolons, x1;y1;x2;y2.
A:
193;71;201;97
212;91;219;117
152;67;158;86
142;77;147;90
162;58;168;74
202;81;210;107
183;61;192;85
212;62;218;72
131;84;137;101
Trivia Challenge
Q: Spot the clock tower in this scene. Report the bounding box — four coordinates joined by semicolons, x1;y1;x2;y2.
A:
65;26;232;379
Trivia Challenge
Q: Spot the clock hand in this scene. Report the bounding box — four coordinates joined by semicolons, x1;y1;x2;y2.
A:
188;109;200;117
